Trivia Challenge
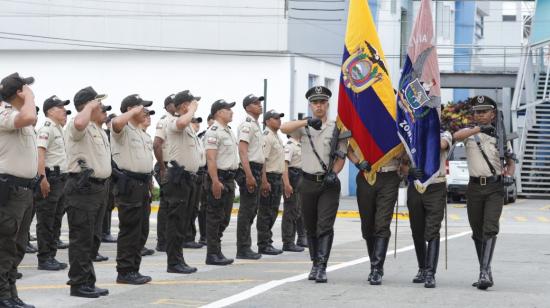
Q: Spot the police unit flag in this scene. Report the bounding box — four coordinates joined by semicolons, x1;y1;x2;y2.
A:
337;0;403;184
396;0;441;193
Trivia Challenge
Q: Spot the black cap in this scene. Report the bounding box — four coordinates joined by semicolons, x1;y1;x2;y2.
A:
471;96;497;111
191;117;203;123
120;94;153;113
305;86;332;102
174;90;201;106
66;110;72;115
43;95;70;116
164;94;175;107
101;105;112;112
106;113;117;123
0;73;35;100
146;110;155;116
74;86;107;108
264;109;284;121
210;99;236;116
207;114;214;121
243;94;264;109
36;106;40;113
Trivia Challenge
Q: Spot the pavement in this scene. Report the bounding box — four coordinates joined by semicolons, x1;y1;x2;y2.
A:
16;197;550;308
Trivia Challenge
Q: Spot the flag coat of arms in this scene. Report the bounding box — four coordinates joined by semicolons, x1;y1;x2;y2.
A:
337;0;403;184
396;0;441;193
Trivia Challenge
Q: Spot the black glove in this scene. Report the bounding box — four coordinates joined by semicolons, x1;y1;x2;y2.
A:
479;125;496;137
409;167;424;179
323;171;340;187
355;161;372;172
306;117;322;130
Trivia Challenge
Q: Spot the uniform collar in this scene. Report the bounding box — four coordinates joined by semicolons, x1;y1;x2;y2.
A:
246;114;260;125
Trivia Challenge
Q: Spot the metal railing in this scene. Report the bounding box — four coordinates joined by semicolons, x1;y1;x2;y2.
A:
430;44;524;73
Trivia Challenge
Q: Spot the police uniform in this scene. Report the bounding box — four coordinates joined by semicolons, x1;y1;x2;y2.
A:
203;100;239;265
65;86;111;297
35;96;71;271
110;94;154;283
0;74;38;307
153;108;176;251
102;114;118;244
406;131;452;288
236;97;265;258
462;96;514;290
256;114;286;254
282;137;307;248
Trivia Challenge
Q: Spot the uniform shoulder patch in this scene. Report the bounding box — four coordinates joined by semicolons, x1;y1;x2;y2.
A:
246;117;252;122
263;131;269;135
211;126;218;131
44;121;51;127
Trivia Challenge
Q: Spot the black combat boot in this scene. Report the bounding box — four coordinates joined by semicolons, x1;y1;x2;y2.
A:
477;236;497;290
424;239;440;288
412;237;427;283
365;236;375;282
471;237;483;287
307;236;318;281
370;237;389;285
315;232;334;283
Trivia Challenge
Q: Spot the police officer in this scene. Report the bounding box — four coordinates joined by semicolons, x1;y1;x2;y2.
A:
453;96;516;290
203;100;239;265
402;131;452;288
282;134;307;251
101;113;118;244
257;110;287;254
164;90;202;274
65;86;111;298
153;94;176;252
110;94;154;284
139;109;156;257
182;117;206;249
235;94;265;260
280;86;348;283
35;95;72;272
0;73;38;308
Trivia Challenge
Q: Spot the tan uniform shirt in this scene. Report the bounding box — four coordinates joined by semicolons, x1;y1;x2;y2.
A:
37;118;68;173
65;118;112;179
0;104;38;178
262;128;285;174
155;112;175;162
238;115;265;164
204;120;239;171
284;138;302;169
293;120;347;174
464;132;511;177
111;123;154;174
166;118;203;173
433;131;453;184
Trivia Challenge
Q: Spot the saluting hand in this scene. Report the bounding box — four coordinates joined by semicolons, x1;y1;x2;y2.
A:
17;85;35;101
40;177;50;199
131;105;145;115
212;180;224;199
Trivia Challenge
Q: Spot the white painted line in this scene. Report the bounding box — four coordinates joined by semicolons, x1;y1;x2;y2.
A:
200;231;472;308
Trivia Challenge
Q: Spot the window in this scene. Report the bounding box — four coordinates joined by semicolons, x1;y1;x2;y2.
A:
308;74;319;88
503;15;517;22
502;2;517;22
324;78;334;91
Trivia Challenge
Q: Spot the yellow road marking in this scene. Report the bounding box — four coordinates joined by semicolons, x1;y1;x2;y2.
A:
152;299;207;306
537;216;550;223
452;204;466;208
540;205;550;211
449;214;461;221
514;216;528;222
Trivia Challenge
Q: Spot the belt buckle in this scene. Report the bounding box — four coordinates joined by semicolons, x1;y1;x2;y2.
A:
480;177;487;186
316;174;323;182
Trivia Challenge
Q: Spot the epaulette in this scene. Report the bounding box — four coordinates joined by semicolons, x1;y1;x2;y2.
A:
246;117;251;122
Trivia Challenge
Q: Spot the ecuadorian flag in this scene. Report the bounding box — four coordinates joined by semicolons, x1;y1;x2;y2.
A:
337;0;403;184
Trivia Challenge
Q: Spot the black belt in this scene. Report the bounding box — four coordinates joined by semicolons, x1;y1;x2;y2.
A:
0;174;34;189
249;162;264;171
302;172;326;183
266;172;282;180
469;175;501;186
218;169;237;180
121;169;152;183
68;173;107;185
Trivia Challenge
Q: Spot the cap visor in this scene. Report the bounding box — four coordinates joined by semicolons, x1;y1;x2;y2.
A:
66;110;72;115
102;105;112;111
194;96;201;101
308;95;330;102
142;100;153;107
472;105;494;111
95;94;108;100
148;110;156;115
278;113;284;118
56;100;70;107
23;77;35;85
258;96;265;101
227;102;236;108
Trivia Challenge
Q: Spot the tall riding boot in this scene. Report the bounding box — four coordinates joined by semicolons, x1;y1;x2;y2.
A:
370;237;389;285
315;232;334;283
307;236;319;281
412;237;427;283
477;236;497;290
365;236;375;282
471;237;483;287
424;239;440;288
296;218;308;248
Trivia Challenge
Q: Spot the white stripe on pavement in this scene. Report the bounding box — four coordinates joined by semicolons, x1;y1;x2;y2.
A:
200;231;472;308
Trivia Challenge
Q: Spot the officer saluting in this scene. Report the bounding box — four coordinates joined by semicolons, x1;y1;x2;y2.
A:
281;86;348;283
110;94;154;284
453;96;516;290
65;86;111;298
203;100;239;266
0;73;38;308
35;95;71;272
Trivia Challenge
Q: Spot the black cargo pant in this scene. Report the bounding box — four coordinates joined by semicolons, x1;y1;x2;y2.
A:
184;173;204;243
92;187;108;259
356;171;400;239
236;164;263;252
141;196;151;251
407;182;446;242
0;184;33;300
115;179;150;274
154;162;168;249
36;177;66;263
198;174;208;241
257;173;283;248
65;176;107;287
466;181;504;241
300;178;340;238
102;178;115;237
206;174;235;255
282;170;303;245
163;175;195;266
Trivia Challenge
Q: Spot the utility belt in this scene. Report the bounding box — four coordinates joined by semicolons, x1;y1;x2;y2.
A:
217;169;237;182
250;162;264;172
302;172;326;183
235;162;262;186
168;166;198;185
0;173;42;207
266;172;282;181
469;175;501;186
197;166;207;176
68;173;106;185
46;166;67;182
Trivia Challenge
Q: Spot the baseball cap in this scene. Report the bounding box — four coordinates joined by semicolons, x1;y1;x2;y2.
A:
191;117;203;123
264;109;284;121
0;73;35;100
210;99;236;116
305;86;332;102
164;94;175;107
120;94;153;113
174;90;201;106
106;113;117;123
43;95;70;116
243;94;264;109
74;86;107;108
471;96;497;111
